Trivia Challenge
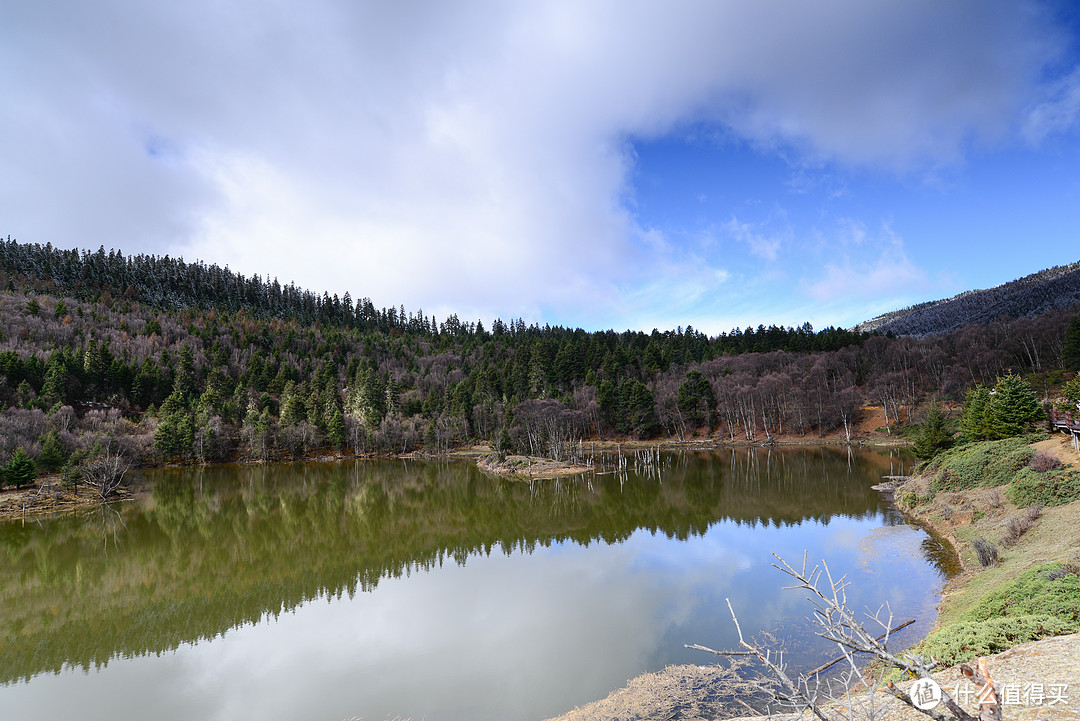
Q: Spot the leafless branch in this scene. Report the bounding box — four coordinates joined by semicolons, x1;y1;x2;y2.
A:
81;442;130;501
687;552;990;720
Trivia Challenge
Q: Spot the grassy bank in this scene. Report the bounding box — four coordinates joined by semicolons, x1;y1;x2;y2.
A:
895;433;1080;668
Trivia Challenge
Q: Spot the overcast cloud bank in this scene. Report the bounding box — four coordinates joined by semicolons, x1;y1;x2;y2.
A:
2;1;1077;331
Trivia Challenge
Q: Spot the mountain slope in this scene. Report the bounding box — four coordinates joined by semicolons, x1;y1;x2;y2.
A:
856;261;1080;336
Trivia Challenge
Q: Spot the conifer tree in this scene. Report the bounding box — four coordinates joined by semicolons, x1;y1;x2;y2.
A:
960;385;990;441
984;373;1043;439
37;430;66;472
1064;316;1080;370
7;448;36;489
678;369;716;429
914;404;953;459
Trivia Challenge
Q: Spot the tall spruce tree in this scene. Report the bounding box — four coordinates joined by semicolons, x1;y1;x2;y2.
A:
7;448;36;489
960;385;990;441
914;404;953;460
1064;317;1080;370
984;373;1043;439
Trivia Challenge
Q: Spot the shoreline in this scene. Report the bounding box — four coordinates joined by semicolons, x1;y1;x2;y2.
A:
547;433;1080;720
1;431;909;521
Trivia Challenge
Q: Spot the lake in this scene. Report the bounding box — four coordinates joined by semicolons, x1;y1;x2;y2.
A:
0;447;952;721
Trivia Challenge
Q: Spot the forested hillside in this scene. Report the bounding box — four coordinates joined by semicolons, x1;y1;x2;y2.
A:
857;260;1080;336
1;237;1078;482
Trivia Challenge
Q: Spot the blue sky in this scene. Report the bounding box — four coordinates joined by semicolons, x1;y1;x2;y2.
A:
3;1;1080;334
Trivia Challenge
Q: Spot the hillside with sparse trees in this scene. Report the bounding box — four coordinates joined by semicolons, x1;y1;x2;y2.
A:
2;237;1080;490
856;260;1080;337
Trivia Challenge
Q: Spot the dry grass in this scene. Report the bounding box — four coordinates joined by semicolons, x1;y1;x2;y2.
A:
0;476;134;520
1002;505;1043;547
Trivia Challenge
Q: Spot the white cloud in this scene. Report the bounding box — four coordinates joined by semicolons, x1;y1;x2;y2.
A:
722;216;787;261
801;221;928;305
0;0;1066;328
1024;64;1080;143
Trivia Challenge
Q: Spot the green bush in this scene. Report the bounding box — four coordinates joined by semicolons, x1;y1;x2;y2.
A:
915;614;1077;667
931;437;1035;492
958;563;1080;624
1007;467;1080;507
908;563;1080;667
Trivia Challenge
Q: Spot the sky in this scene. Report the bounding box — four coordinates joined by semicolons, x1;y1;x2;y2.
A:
4;1;1080;335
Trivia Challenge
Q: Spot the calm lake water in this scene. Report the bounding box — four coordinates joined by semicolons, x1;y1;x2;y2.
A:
0;448;952;721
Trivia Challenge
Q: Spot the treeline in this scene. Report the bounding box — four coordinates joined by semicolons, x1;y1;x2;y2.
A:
0;237;864;354
1;237;1079;483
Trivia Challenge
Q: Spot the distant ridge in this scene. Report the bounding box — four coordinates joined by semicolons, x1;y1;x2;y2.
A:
855;260;1080;336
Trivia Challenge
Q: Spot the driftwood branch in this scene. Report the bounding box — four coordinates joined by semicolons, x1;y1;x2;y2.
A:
686;552;992;720
807;618;915;676
960;658;1002;721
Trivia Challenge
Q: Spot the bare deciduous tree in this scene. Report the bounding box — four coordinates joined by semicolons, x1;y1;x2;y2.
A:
81;443;130;501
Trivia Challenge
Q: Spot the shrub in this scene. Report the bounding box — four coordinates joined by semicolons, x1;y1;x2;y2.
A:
1029;449;1062;472
900;491;934;508
912;561;1080;667
1001;505;1043;546
959;563;1080;625
915;614;1077;667
931;437;1034;492
972;537;998;567
1046;563;1080;581
1007;467;1080;507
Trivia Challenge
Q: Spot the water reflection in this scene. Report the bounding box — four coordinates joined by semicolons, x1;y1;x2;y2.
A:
0;447;952;721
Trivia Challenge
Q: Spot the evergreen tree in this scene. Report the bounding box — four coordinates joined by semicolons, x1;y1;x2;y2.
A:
624;378;659;438
984;373;1043;439
1064;316;1080;370
40;361;69;405
913;404;953;460
154;415;180;459
15;380;37;408
960;385;990;441
306;388;324;431
173;343;198;400
678;370;716;429
37;429;66;472
279;381;306;426
7;448;36;489
1058;376;1080;416
326;408;345;450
